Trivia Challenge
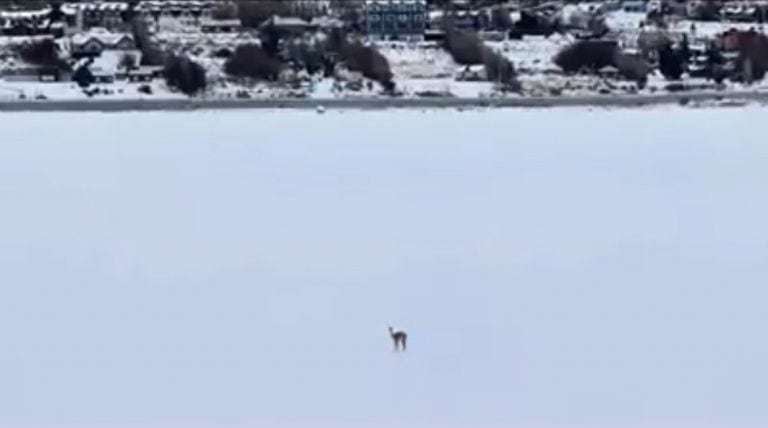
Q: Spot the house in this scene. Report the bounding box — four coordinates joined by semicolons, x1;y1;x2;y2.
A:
71;2;130;31
364;0;427;42
200;18;240;33
71;29;136;57
259;15;315;37
310;16;344;30
124;68;154;82
0;6;76;37
290;0;331;19
622;0;646;13
66;1;214;31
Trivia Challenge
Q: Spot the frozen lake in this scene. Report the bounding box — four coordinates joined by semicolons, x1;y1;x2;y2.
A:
1;107;766;428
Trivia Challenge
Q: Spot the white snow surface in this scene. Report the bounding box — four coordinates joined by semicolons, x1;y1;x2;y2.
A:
1;107;767;428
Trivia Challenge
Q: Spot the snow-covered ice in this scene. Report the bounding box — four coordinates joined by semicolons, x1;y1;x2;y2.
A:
1;107;767;428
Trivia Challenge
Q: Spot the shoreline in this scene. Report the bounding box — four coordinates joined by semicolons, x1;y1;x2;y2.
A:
0;90;766;112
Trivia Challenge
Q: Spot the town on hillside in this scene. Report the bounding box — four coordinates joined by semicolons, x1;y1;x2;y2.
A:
0;0;766;100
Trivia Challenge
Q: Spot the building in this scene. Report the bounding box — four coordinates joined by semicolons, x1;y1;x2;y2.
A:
71;2;131;31
259;15;315;37
364;0;427;42
63;1;215;31
71;28;136;57
0;7;77;36
200;18;240;33
622;0;646;13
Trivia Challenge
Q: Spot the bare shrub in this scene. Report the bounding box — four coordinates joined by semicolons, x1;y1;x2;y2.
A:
481;46;520;91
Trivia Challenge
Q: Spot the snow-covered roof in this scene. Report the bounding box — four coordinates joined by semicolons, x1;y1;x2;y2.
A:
310;16;343;28
68;2;130;12
200;18;240;27
261;16;312;28
137;0;208;10
0;9;50;19
72;29;134;47
365;0;426;6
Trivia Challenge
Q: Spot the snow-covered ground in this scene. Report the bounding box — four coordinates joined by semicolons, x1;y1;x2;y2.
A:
0;79;188;100
1;107;767;428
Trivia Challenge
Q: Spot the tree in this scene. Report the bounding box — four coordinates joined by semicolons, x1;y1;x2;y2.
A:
18;38;69;70
658;44;684;80
211;1;238;20
237;0;291;28
73;63;95;88
442;28;485;65
337;40;395;91
553;40;619;73
482;46;520;92
224;44;284;81
164;55;207;96
120;53;137;72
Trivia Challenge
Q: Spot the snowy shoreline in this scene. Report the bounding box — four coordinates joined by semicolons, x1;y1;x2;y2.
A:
0;89;766;111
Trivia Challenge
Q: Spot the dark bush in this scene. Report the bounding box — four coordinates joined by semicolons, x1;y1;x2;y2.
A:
514;10;560;36
138;84;153;95
164;55;207;96
19;38;68;69
553;40;618;73
119;52;137;71
442;28;485;65
733;30;768;82
482;46;520;91
213;48;233;59
553;40;650;86
338;41;395;91
72;64;94;88
259;25;282;57
613;52;652;87
140;46;165;66
224;44;284;81
658;44;684;80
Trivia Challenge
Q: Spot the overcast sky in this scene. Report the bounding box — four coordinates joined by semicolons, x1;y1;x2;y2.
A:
1;107;766;428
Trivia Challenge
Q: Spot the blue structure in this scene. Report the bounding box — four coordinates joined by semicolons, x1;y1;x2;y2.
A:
364;0;427;41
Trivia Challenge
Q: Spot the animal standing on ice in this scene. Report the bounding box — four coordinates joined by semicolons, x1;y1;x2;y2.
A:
389;326;407;352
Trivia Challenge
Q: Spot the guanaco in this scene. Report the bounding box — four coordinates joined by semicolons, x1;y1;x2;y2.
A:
389;326;407;352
